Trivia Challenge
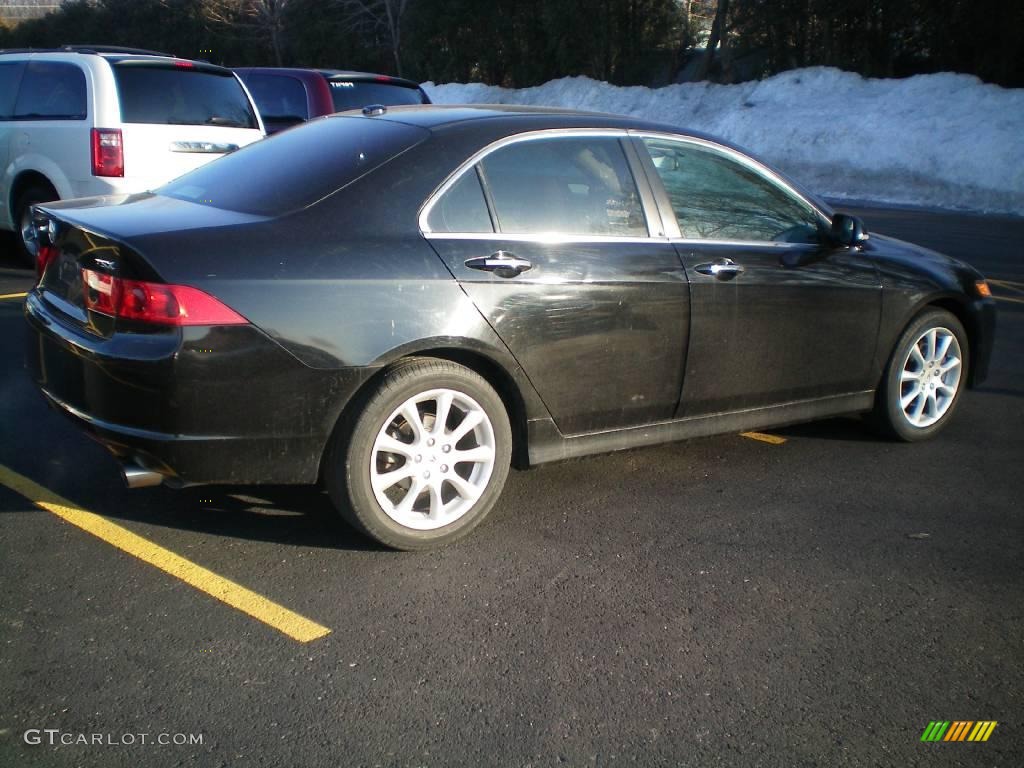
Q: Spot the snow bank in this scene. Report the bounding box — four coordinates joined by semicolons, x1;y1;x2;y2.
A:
422;68;1024;215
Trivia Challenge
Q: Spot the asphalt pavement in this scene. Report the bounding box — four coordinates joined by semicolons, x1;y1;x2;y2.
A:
0;207;1021;767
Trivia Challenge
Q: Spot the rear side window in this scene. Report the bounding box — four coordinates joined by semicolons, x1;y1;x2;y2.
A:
113;64;257;128
13;61;86;120
479;136;647;237
241;73;308;120
160;116;428;216
328;81;428;112
0;61;25;119
426;169;494;233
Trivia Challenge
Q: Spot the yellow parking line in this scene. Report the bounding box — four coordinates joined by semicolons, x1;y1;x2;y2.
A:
740;431;787;445
992;294;1024;305
0;291;28;300
0;465;331;643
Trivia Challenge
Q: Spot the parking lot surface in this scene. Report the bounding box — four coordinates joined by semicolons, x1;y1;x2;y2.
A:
1;207;1022;767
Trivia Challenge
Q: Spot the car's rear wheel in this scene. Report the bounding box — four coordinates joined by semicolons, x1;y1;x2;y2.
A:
15;182;58;268
871;309;968;441
326;358;512;550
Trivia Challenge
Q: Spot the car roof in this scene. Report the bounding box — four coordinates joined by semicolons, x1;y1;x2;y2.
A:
234;67;422;90
0;47;233;74
330;105;831;214
346;103;686;135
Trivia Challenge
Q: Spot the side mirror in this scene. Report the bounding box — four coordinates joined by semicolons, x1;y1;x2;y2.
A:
830;213;869;247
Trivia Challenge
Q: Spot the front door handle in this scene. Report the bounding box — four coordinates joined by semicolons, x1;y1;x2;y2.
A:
694;258;745;280
465;251;533;278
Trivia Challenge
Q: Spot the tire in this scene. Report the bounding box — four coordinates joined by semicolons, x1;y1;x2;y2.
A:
14;182;58;268
870;309;969;442
326;358;512;550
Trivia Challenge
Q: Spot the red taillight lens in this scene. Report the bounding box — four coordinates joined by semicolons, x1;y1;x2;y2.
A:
37;245;58;279
83;267;121;313
91;128;124;177
81;268;247;326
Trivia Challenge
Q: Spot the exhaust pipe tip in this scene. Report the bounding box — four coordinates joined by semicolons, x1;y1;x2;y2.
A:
122;462;164;489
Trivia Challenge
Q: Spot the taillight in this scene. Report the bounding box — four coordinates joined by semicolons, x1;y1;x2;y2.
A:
81;268;247;326
91;128;124;177
37;245;58;279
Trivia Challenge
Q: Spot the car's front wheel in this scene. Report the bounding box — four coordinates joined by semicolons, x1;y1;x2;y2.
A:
326;358;512;550
872;309;968;441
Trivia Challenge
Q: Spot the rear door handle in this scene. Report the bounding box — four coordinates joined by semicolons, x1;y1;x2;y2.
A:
465;251;533;278
695;258;745;280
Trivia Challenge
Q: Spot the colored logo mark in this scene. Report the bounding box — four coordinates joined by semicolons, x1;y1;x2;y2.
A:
921;721;997;742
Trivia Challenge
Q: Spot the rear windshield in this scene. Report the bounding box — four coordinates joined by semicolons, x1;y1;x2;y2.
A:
328;80;428;112
241;73;308;120
159;115;428;215
113;63;258;128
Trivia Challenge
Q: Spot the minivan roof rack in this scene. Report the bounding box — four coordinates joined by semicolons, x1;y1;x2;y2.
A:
61;45;175;56
0;45;175;57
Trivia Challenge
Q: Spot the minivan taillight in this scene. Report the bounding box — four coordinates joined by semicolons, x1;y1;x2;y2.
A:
91;128;124;177
81;268;247;326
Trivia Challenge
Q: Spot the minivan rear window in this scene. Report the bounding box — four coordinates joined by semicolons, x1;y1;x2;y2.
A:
328;81;428;112
159;115;428;216
113;63;258;128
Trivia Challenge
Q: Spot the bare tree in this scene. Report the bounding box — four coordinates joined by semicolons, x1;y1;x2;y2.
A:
695;0;729;81
200;0;292;65
333;0;411;76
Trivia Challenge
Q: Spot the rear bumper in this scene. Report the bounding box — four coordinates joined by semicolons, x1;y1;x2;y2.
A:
38;387;327;487
25;290;372;486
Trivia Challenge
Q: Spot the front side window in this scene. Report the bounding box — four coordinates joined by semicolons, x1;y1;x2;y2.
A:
13;61;86;120
643;138;821;243
479;136;647;237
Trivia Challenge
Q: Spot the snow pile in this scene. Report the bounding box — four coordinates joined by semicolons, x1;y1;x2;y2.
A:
423;68;1024;214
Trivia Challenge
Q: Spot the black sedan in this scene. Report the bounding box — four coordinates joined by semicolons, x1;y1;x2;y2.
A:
24;105;996;549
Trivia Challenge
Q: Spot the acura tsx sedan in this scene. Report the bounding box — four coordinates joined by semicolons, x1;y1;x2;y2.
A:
24;105;995;549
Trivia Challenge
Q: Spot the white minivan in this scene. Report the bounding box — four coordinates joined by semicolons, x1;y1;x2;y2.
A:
0;46;265;264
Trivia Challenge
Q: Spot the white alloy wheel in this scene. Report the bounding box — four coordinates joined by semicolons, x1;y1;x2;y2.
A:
369;388;496;530
898;326;962;428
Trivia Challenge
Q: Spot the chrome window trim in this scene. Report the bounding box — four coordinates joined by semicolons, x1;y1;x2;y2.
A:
421;231;817;249
418;128;654;239
629;130;833;239
421;231;666;245
668;237;818;249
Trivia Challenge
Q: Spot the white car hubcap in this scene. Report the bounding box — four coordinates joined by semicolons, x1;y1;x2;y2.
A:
370;388;496;530
898;327;962;428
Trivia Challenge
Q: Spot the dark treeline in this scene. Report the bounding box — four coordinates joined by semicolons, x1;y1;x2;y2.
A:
0;0;1020;88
